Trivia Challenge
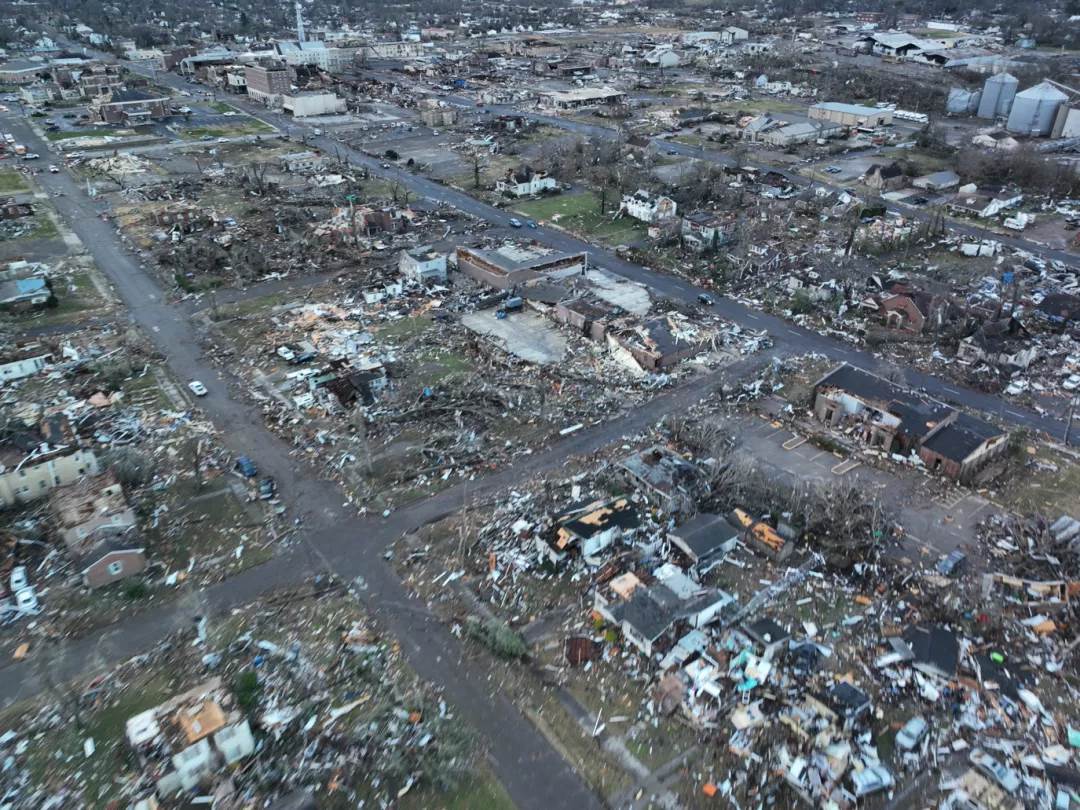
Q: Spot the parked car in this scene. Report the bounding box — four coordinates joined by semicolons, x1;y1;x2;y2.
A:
697;293;714;306
936;549;966;577
15;587;39;615
850;764;893;797
909;196;930;206
825;165;842;174
895;716;929;751
234;456;258;478
970;750;1021;793
188;380;208;397
48;164;58;173
508;218;523;228
258;478;276;500
276;346;296;362
9;565;28;593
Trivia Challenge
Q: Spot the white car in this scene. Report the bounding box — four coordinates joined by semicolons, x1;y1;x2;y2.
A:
895;716;928;751
276;346;296;362
222;111;237;116
850;764;893;797
1063;374;1080;392
15;587;39;615
188;380;208;397
48;164;58;173
9;565;28;593
970;749;1021;794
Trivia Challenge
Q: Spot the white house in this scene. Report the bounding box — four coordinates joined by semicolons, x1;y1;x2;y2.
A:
495;167;558;198
620;190;677;223
0;446;100;506
399;247;448;282
722;26;750;44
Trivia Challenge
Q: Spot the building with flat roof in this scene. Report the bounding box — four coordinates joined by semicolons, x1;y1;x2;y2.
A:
809;101;893;127
456;244;587;290
538;87;626;110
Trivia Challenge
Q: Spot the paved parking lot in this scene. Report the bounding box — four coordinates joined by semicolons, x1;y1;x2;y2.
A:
733;413;997;559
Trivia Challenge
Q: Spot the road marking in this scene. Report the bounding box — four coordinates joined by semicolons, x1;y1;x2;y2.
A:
809;450;827;461
944;386;961;395
745;313;760;321
1006;410;1025;418
786;329;801;337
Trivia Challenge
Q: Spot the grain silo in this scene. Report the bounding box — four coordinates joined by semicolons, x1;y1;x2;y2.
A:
976;72;1018;119
1006;82;1069;136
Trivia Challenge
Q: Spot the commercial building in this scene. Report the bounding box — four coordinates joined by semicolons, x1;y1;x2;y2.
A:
455;244;587;290
809;101;893;127
89;88;169;124
537;87;626;110
812;364;1007;483
282;92;346;118
244;64;291;105
0;59;46;85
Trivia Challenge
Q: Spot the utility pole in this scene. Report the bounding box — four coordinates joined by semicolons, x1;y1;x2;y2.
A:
1066;396;1078;447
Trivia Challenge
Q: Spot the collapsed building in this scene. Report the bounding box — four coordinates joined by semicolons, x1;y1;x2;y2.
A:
811;364;1007;483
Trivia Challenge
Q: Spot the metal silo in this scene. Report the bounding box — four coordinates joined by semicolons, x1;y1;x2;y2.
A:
977;72;1018;119
1006;82;1069;136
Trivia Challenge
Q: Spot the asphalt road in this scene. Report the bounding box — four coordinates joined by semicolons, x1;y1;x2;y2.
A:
0;110;606;810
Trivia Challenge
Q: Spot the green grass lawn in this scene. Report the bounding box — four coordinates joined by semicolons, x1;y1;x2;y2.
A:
0;167;29;193
179;120;274;140
209;101;238;113
513;191;647;244
45;127;115;141
24;673;173;809
715;99;805;115
0;210;59;242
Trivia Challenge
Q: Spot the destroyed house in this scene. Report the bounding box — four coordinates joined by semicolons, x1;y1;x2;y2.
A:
125;679;256;796
668;513;740;567
619;189;677;224
495;166;558;197
879;286;947;334
862;161;906;191
680;210;734;250
322;367;387;408
810;682;872;730
617;445;703;504
1036;293;1080;324
455;245;587;291
50;472;143;588
0;277;51;309
541;497;640;564
902;625;959;680
812;364;1006;482
957;317;1037;370
398;246;447;283
601;581;683;658
0;417;100;506
0;202;34;220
